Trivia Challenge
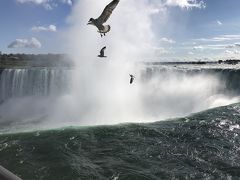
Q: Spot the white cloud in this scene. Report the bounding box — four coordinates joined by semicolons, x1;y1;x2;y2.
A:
165;0;205;9
225;50;232;54
144;43;172;56
132;0;205;18
184;43;239;51
206;44;227;50
43;3;53;10
8;37;42;48
160;37;176;44
217;20;222;26
16;0;72;10
225;45;235;49
17;0;48;4
225;49;240;55
62;0;72;6
31;24;57;32
154;47;170;55
195;35;240;42
224;43;240;49
188;51;194;55
213;35;240;41
234;43;240;47
193;45;203;50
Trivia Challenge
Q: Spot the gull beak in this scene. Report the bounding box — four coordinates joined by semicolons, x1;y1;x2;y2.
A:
87;21;92;25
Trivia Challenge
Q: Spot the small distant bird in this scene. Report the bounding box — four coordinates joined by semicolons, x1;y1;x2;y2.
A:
129;74;135;84
87;0;120;37
98;46;107;58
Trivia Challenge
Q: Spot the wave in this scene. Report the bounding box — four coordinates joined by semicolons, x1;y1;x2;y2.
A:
0;103;239;179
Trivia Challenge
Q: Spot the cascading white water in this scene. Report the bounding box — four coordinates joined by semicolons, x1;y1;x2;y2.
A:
0;68;73;132
0;65;239;132
139;65;240;120
0;68;72;101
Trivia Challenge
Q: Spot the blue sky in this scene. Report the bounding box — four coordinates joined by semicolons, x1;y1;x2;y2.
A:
154;0;240;60
0;0;72;54
1;0;240;61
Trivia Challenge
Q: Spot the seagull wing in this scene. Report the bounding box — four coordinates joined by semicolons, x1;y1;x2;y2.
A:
100;46;106;56
97;0;120;24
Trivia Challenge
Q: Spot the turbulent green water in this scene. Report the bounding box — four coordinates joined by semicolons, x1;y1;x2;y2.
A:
0;103;240;180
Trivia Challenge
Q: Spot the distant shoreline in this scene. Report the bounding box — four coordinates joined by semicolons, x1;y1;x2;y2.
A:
0;53;73;68
0;53;239;68
143;59;240;65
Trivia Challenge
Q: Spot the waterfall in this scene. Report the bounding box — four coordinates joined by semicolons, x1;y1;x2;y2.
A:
1;65;240;132
141;64;240;95
0;68;72;101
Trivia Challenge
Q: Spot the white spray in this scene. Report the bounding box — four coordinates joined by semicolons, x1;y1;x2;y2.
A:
49;0;158;126
45;0;240;126
0;0;239;133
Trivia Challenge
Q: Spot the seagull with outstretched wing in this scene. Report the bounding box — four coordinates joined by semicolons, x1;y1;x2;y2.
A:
98;46;107;58
87;0;120;37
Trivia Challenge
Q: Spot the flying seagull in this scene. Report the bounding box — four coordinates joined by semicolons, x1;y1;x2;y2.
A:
129;74;135;84
98;46;107;58
87;0;120;37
